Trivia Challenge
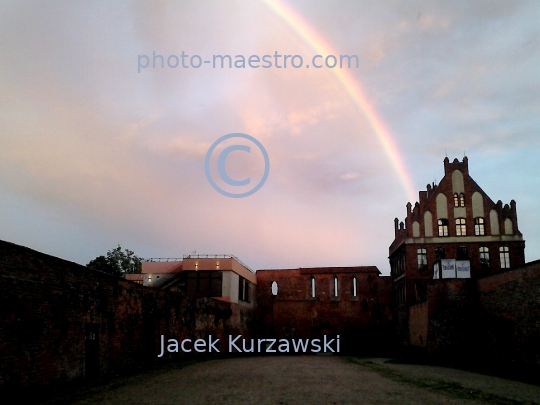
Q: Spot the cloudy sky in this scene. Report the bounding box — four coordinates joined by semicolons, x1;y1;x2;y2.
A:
1;0;539;274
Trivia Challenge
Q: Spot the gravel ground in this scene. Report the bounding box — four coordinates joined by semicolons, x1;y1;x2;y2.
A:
67;356;540;405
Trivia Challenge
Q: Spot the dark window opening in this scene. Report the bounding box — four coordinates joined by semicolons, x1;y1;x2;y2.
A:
480;247;490;268
435;247;446;260
457;246;468;260
182;271;222;298
238;276;250;302
417;248;427;270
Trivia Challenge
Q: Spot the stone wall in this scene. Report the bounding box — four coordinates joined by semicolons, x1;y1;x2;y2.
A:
476;260;540;367
0;240;253;393
256;268;393;354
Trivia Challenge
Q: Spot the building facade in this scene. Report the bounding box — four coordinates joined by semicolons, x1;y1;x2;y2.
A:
256;266;393;353
126;254;257;307
389;157;526;344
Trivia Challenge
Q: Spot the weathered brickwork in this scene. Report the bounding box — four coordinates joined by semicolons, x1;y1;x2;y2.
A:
256;268;393;353
0;240;253;393
476;260;540;367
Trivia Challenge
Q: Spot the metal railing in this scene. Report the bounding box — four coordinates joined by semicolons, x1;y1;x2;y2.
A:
183;254;255;274
145;254;255;274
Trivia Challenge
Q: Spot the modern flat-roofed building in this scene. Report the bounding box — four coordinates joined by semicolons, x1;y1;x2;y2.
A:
125;254;256;307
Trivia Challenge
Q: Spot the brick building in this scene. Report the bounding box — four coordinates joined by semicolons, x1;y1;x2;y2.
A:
255;267;393;353
126;254;256;307
390;157;526;344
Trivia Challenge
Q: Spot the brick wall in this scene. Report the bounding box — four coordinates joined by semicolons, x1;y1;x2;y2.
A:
256;268;393;354
0;240;253;392
476;260;540;367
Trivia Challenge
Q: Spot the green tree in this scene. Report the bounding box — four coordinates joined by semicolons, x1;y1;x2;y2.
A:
87;245;143;277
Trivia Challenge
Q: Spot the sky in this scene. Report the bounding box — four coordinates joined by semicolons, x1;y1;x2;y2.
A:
1;0;539;275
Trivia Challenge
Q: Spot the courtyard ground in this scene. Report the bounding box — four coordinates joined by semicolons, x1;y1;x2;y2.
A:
53;356;540;405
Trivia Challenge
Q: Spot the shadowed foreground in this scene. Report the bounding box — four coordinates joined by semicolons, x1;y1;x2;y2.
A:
70;356;540;405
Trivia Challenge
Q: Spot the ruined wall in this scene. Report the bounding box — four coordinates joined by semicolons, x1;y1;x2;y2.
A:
476;260;540;367
408;301;428;347
424;279;479;358
0;240;253;393
256;268;393;354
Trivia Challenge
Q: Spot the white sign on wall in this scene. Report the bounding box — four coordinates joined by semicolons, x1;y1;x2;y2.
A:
455;260;471;278
441;259;456;279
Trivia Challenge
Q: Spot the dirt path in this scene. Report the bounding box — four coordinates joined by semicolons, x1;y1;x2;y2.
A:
69;356;540;405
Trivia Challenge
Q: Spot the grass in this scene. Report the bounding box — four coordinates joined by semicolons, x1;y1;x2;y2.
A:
347;358;540;405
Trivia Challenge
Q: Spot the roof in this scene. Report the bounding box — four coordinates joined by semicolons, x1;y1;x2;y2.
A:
141;261;183;274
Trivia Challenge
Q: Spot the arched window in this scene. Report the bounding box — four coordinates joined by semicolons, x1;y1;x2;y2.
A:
474;217;485;236
362;298;369;312
479;247;490;268
453;193;459;207
417;248;427;269
499;247;510;269
352;276;357;297
455;218;466;236
310;276;316;298
438;219;449;236
459;193;465;207
271;281;278;296
333;276;338;297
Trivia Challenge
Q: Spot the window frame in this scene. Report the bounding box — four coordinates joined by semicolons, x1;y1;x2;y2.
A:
475;217;485;236
438;219;449;236
479;246;490;268
499;246;510;269
417;248;427;269
455;218;467;236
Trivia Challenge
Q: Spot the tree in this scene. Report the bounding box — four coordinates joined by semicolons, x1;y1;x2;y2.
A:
87;245;143;277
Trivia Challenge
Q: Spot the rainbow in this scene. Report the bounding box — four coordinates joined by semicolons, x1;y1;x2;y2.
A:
262;0;417;202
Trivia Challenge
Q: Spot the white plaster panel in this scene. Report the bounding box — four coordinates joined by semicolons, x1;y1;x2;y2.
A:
452;170;464;194
424;211;433;237
490;209;500;235
436;194;448;219
504;218;513;235
472;192;484;219
412;221;420;237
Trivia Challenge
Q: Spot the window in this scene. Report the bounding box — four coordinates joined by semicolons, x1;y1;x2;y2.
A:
310;276;316;298
352;276;357;297
271;281;278;296
438;219;449;236
417;248;427;269
455;218;467;236
475;217;485;236
479;247;490;268
500;247;510;269
238;276;250;302
457;246;468;260
333;276;339;297
435;247;446;260
184;271;223;298
459;193;465;207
